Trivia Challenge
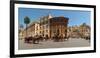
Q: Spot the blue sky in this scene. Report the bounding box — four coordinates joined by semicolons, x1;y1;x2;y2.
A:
18;8;91;28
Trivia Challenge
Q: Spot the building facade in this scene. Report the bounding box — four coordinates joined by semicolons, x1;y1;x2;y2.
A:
67;23;90;38
20;14;69;39
39;14;52;37
49;16;69;38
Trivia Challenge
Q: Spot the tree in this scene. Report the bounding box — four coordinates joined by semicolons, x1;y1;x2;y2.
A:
24;16;30;37
80;23;87;27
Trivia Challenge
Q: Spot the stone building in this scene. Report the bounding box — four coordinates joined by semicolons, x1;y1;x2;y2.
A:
79;23;90;38
67;23;90;38
49;16;69;38
39;14;52;37
20;14;69;39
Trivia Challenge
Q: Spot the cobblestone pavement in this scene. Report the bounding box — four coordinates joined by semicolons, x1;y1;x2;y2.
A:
18;38;90;50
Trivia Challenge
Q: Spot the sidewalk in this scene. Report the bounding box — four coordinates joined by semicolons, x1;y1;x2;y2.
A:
18;38;90;50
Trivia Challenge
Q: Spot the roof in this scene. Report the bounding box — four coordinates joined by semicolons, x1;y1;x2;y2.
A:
50;16;69;20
